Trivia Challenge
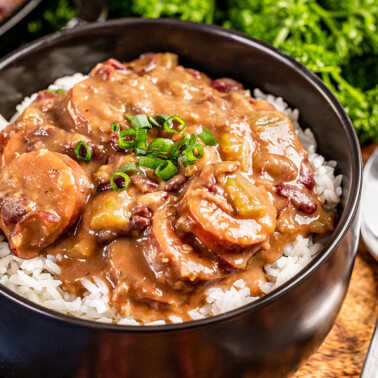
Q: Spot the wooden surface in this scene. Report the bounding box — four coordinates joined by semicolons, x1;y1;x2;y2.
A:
294;245;377;377
295;145;378;377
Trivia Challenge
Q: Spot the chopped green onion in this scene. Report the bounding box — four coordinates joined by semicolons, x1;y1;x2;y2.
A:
187;134;197;148
118;129;136;150
110;172;130;192
111;122;120;132
139;156;165;170
155;114;170;126
171;138;189;164
136;128;148;149
74;141;92;162
186;143;204;162
132;114;151;129
155;160;178;180
163;115;186;133
119;162;138;174
198;128;217;146
148;116;160;127
147;138;174;153
180;154;191;167
135;148;147;156
146;151;169;159
125;114;133;122
180;141;204;167
46;89;65;94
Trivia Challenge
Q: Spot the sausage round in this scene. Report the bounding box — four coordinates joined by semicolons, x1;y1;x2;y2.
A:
0;149;91;258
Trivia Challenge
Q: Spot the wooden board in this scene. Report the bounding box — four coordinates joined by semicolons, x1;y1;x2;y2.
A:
294;245;378;377
295;144;378;377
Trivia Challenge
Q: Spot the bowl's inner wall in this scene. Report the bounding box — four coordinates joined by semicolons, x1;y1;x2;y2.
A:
0;19;355;237
0;22;361;378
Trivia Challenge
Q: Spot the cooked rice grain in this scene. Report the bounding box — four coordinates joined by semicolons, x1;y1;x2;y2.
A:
0;76;342;325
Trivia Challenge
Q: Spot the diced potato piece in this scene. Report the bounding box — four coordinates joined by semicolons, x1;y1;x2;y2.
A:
90;191;132;231
160;53;178;68
225;174;266;218
70;237;95;258
219;134;250;172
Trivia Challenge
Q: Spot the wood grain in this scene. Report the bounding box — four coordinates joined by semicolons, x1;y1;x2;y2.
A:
294;141;378;377
294;245;378;377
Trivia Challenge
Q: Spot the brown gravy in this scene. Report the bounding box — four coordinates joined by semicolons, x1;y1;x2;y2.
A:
0;53;336;323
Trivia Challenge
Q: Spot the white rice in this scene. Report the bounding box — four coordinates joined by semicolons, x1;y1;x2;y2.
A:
0;76;342;325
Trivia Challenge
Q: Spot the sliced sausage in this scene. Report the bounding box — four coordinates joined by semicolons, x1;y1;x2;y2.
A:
177;163;277;268
146;208;223;289
109;239;183;310
65;77;125;138
0;114;102;168
0;150;91;258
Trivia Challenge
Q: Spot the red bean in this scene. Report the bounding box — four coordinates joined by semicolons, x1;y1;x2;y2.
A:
130;175;159;193
130;215;151;230
97;176;125;193
299;159;315;190
109;132;122;152
1;196;27;226
185;68;202;79
276;184;317;214
164;174;187;193
211;78;243;93
106;58;127;72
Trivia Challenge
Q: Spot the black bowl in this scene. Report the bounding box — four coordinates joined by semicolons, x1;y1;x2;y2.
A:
0;0;44;57
0;19;362;378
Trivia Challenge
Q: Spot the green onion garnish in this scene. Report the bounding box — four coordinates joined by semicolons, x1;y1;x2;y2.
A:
136;128;148;149
132;114;151;129
111;122;120;132
171;138;189;164
146;151;169;159
187;134;197;148
46;89;65;94
74;141;92;162
147;138;174;153
119;162;138;174
186;143;204;162
147;116;160;127
198;128;217;146
135;148;147;156
115;113;213;176
118;129;136;150
139;156;165;170
180;154;191;167
110;172;130;192
155;160;178;180
181;138;204;166
155;114;170;126
163;115;186;133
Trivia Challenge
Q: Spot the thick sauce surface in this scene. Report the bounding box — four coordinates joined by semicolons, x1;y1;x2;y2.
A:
0;54;336;322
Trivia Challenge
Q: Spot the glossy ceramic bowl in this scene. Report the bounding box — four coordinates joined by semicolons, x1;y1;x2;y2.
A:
0;0;44;56
0;19;362;378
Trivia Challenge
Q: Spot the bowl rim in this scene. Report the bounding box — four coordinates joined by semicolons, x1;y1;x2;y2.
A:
0;17;362;332
0;0;44;36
